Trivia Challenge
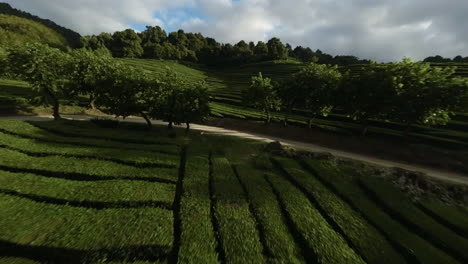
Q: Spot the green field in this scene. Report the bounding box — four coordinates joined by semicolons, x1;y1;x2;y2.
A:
0;119;467;263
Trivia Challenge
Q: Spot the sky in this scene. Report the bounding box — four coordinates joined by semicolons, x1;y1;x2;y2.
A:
5;0;468;62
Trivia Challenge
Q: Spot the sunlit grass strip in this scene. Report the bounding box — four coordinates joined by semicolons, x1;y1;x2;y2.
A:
359;176;468;262
0;195;173;262
301;158;459;264
0;148;178;183
0;170;175;206
176;145;219;264
265;171;365;264
29;121;180;146
273;156;405;264
0;132;177;167
0;121;179;155
211;156;265;264
234;164;304;264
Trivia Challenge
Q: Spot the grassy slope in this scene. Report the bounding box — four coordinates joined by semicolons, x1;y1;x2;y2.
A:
0;120;467;263
0;14;69;50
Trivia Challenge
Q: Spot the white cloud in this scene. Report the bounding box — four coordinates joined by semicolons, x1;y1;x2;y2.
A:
4;0;468;62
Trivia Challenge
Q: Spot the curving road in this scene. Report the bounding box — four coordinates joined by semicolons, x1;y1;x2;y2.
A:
2;114;467;185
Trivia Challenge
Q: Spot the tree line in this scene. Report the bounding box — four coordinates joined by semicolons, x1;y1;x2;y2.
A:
423;55;468;63
81;27;371;66
244;60;468;134
1;43;210;130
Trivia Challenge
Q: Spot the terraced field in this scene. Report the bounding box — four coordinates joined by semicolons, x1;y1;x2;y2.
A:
1;120;467;263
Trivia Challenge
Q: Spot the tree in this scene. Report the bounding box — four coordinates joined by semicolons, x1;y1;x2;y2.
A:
242;72;280;123
94;63;159;128
339;63;397;134
175;82;211;130
140;26;166;45
150;69;184;129
291;63;342;128
7;43;72;120
69;49;115;109
254;41;268;58
266;38;288;60
387;59;468;131
0;47;8;77
111;29;143;58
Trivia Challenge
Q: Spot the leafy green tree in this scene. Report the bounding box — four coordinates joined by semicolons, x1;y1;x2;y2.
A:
111;29;143;58
387;59;468;131
266;38;288;60
94;63;152;126
175;82;211;130
0;47;9;77
242;72;280;123
140;26;167;45
168;29;188;47
339;63;397;134
292;63;342;128
7;43;72;120
69;49;115;109
150;69;184;129
254;41;268;58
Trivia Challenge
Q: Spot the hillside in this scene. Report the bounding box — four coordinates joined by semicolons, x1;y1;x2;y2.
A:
0;14;69;50
0;2;81;48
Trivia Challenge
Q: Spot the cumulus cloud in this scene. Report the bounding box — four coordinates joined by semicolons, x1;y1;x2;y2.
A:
4;0;468;61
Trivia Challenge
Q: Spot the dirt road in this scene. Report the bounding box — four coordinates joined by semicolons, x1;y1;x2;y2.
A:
2;114;467;185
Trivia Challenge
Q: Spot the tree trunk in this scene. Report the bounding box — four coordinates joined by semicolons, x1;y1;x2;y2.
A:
186;122;190;130
89;94;97;110
361;125;369;136
266;110;271;124
283;111;290;127
44;89;60;120
308;119;312;129
52;99;60;120
168;121;173;129
141;113;152;130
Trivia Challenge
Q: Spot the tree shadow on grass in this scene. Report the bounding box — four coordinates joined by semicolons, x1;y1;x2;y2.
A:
0;239;170;264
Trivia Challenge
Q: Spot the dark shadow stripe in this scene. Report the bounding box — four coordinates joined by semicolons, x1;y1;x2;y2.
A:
0;165;177;185
28;121;179;147
358;179;468;263
0;128;178;156
297;158;419;264
231;165;273;260
0;144;177;169
0;189;173;210
0;239;170;264
264;174;319;263
170;145;187;264
271;158;364;262
208;152;226;264
416;203;468;239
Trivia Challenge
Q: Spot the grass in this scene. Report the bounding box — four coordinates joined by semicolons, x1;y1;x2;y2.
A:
359;176;468;262
210;156;265;263
418;201;468;238
0;171;175;208
176;140;218;263
0;14;69;50
265;170;365;264
0;119;467;263
301;158;460;264
273;156;406;264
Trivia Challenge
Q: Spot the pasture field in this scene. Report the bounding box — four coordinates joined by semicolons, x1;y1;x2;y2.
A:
0;119;467;263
